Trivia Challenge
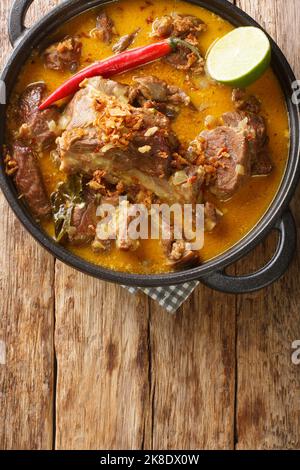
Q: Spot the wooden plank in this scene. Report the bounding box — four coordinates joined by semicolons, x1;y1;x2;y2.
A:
235;0;300;450
0;0;56;450
146;286;236;450
54;263;150;450
0;202;55;450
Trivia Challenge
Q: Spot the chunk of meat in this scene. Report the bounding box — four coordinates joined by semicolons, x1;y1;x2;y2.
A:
116;237;139;251
112;28;140;53
162;238;200;269
204;201;222;231
151;13;206;74
232;88;261;114
132;76;190;105
18;82;60;150
251;149;273;176
11;143;51;219
151;15;173;38
202;127;251;199
130;128;177;178
165;46;205;74
222;111;267;151
43;37;82;72
144;101;180;119
151;13;206;39
157;209;201;269
68;190;98;245
222;111;272;176
189;126;251;200
90;12;117;43
130;75;191;118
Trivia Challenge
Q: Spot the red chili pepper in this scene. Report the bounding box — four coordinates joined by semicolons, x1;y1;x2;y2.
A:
39;38;201;110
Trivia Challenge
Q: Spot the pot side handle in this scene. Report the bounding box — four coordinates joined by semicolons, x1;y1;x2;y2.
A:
9;0;35;47
200;209;296;294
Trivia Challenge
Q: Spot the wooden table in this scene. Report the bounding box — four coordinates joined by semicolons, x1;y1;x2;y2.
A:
0;0;300;450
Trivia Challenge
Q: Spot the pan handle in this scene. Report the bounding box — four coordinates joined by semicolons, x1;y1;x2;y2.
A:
200;209;296;294
9;0;35;47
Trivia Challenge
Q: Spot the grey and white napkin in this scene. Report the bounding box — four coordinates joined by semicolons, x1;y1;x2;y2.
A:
125;281;199;313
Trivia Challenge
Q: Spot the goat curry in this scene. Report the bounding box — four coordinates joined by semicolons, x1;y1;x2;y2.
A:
4;0;289;274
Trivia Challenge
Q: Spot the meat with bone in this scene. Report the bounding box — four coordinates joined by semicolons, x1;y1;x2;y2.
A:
43;37;82;72
11;143;51;219
56;77;203;205
17;82;60;150
57;90;175;179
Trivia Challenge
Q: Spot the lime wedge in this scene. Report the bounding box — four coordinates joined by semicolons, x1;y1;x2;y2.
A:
206;27;271;88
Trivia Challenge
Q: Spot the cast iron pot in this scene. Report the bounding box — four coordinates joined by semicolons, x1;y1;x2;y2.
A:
0;0;299;292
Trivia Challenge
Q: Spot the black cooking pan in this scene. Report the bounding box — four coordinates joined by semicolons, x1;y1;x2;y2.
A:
0;0;299;292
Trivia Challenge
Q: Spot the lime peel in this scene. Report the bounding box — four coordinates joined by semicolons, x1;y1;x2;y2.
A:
206;26;271;88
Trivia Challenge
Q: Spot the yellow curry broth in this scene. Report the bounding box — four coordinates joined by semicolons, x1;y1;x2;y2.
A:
8;0;289;274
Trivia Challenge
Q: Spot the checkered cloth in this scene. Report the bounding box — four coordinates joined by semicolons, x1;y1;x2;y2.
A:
125;281;199;313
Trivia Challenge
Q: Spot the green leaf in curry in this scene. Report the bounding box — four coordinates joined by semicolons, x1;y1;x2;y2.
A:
50;174;84;242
